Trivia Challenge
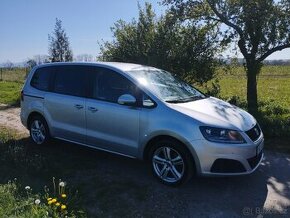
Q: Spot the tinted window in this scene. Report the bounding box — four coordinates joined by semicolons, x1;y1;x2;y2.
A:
30;67;52;91
53;66;88;97
92;68;139;103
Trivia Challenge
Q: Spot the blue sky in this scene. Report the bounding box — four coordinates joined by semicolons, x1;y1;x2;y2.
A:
0;0;289;63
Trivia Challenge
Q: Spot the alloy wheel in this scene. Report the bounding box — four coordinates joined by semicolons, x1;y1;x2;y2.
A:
152;146;185;183
31;119;46;144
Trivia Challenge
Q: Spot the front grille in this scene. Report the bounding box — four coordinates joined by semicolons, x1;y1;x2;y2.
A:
211;159;246;173
247;152;263;169
245;124;261;142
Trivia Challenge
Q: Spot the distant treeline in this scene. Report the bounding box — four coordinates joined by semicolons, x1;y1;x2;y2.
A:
225;58;290;66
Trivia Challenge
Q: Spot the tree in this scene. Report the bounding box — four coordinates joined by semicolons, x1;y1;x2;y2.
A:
33;55;49;65
100;3;219;84
3;61;13;69
48;18;73;62
163;0;290;115
26;59;37;69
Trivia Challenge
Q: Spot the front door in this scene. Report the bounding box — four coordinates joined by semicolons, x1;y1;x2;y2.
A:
86;67;140;156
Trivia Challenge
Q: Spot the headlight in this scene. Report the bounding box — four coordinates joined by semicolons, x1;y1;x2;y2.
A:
199;126;246;144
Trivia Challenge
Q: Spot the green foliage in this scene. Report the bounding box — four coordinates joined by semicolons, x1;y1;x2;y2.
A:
100;3;219;83
48;18;73;62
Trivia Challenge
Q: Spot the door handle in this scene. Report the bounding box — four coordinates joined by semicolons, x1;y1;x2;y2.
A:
88;106;98;112
74;104;84;109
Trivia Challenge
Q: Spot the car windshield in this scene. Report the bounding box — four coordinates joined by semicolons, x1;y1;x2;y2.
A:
126;69;207;103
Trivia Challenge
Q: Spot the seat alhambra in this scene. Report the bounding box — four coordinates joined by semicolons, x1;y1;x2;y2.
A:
21;62;264;185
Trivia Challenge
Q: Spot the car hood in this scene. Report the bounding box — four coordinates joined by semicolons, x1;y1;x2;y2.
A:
168;97;256;131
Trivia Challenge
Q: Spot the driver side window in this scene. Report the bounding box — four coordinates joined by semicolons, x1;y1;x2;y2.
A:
93;68;138;104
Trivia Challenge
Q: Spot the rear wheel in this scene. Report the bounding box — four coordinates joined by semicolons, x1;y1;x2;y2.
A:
149;139;194;186
29;115;50;145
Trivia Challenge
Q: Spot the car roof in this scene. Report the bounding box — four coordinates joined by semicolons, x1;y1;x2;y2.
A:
36;62;159;72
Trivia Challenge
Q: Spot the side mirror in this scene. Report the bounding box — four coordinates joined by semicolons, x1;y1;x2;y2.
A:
117;94;136;106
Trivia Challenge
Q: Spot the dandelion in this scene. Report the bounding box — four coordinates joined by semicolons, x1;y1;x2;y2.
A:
25;186;31;190
56;202;60;207
35;199;41;205
61;194;67;198
51;198;57;203
59;181;66;195
47;197;52;201
61;204;67;210
48;200;53;205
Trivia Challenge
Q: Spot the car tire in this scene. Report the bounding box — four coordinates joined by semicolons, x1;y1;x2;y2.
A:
29;115;50;145
149;139;194;186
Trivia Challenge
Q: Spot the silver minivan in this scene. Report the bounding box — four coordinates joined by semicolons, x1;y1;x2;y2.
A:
21;62;264;185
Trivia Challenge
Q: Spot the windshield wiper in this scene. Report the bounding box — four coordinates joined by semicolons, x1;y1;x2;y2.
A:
165;95;205;103
165;99;186;103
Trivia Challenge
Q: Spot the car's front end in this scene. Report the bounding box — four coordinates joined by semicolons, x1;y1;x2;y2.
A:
170;97;264;176
193;124;264;176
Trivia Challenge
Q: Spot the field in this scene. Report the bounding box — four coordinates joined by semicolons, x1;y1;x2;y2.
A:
216;65;290;108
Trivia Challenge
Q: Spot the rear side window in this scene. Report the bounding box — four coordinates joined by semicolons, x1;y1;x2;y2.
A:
52;65;88;97
30;67;51;91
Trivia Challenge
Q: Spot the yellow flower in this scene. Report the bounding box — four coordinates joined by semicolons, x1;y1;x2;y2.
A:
56;202;60;207
48;200;53;205
61;204;67;210
47;197;52;201
51;198;57;203
61;194;67;198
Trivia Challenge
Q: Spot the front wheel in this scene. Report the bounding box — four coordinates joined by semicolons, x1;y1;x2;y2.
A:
149;140;194;186
29;115;50;145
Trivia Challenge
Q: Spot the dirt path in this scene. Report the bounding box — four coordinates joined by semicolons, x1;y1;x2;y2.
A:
0;104;28;134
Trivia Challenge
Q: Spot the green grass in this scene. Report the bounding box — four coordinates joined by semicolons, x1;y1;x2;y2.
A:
0;81;23;106
217;69;290;108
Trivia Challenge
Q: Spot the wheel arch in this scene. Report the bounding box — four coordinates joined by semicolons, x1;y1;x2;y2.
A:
27;111;47;129
142;135;201;174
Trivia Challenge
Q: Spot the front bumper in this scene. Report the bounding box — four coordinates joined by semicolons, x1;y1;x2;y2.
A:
191;134;264;176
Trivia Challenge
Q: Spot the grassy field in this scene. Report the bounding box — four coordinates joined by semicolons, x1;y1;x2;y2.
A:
216;65;290;108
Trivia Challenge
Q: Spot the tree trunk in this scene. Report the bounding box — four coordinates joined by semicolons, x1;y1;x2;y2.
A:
246;61;260;116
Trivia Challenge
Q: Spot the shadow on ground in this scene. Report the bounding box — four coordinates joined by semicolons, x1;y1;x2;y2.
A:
0;137;289;217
